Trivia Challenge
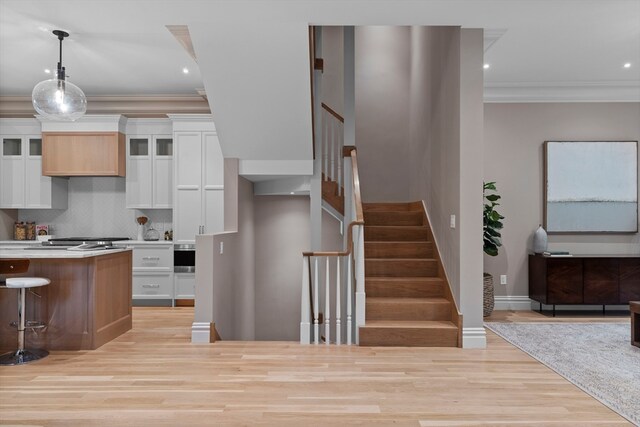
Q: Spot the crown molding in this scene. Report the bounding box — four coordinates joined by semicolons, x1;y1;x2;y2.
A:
0;95;210;118
483;29;507;52
484;81;640;103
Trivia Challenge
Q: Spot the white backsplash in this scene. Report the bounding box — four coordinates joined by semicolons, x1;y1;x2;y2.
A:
18;177;172;239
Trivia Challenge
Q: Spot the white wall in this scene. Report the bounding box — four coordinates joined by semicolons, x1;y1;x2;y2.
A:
484;102;640;299
16;177;171;239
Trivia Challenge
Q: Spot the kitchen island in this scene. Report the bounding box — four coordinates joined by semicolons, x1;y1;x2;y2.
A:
0;248;132;351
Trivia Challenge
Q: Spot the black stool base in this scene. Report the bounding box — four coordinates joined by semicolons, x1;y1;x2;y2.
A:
0;348;49;366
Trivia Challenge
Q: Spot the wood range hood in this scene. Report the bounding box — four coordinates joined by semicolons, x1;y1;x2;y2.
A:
38;115;127;177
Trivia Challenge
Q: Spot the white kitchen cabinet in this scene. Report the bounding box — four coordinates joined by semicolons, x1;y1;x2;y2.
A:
0;132;67;209
125;118;173;209
126;134;173;208
129;242;174;305
174;272;195;301
170;115;224;244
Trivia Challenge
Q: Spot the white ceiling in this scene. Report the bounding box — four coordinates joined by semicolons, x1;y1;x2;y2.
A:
1;0;639;100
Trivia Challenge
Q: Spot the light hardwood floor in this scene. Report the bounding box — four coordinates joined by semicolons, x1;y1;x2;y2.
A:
0;308;631;426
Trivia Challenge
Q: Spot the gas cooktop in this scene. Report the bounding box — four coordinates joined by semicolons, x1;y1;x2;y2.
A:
42;237;131;246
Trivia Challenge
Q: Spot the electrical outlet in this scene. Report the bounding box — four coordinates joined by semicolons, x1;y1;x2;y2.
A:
450;214;456;229
220;242;224;254
500;275;507;285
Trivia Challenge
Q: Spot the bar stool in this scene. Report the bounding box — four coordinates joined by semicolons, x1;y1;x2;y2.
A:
0;259;50;366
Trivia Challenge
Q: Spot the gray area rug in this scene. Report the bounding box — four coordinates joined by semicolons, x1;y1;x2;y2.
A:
485;322;640;426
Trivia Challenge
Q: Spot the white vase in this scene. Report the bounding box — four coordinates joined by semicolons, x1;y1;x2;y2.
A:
137;224;145;241
533;225;548;253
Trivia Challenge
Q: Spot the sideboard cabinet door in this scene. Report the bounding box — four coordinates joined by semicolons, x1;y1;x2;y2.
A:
547;258;583;304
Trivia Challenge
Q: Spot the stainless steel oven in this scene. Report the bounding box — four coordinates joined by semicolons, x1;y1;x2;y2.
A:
174;244;195;273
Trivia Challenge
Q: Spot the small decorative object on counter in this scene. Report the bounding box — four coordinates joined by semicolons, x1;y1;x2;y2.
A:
144;225;160;241
164;231;170;241
533;224;548;254
14;222;26;240
168;229;173;241
26;222;36;240
136;216;148;241
36;224;49;236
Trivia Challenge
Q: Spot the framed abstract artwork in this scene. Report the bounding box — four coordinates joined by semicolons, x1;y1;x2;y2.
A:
544;141;638;233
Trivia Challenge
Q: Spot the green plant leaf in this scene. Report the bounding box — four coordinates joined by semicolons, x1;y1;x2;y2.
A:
485;194;500;202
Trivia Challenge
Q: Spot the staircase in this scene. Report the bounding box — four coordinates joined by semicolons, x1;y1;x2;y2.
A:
359;202;461;347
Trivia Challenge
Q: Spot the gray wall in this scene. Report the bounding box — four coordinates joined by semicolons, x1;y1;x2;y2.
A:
254;196;310;341
0;209;17;240
355;26;411;202
321;26;344;117
406;26;485;345
484;102;640;298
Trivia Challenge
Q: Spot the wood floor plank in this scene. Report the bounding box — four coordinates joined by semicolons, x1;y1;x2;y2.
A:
0;307;630;426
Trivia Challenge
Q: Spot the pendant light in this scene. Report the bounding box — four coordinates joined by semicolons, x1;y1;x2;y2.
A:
32;30;87;121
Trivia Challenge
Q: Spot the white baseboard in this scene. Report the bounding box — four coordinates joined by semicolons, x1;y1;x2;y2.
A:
191;322;211;343
494;296;533;311
463;327;486;349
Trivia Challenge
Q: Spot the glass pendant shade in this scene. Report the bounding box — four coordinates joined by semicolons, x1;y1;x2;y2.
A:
31;30;87;121
32;77;87;121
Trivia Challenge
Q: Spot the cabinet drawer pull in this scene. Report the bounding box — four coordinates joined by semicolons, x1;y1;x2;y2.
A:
142;256;161;260
142;284;160;288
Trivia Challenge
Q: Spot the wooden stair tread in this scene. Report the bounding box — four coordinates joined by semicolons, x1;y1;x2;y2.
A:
366;258;437;262
362;320;457;329
366;277;442;283
367;297;450;304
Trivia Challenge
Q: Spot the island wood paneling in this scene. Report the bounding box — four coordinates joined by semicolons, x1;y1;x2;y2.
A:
0;251;132;351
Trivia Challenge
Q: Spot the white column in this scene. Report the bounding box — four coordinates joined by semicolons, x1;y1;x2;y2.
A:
343;26;355;148
310;26;323;252
335;257;341;345
300;256;311;344
346;253;352;345
354;225;366;345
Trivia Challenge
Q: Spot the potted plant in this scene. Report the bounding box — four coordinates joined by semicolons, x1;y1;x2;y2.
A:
483;181;504;317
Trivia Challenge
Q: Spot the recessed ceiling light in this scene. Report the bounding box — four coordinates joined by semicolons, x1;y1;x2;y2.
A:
290;192;295;195
623;63;631;68
483;63;490;69
182;67;189;74
44;68;51;74
38;26;49;32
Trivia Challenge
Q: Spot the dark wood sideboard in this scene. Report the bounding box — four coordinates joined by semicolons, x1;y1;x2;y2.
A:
529;254;640;315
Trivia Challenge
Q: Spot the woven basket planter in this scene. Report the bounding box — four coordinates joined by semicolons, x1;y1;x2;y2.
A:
483;273;495;317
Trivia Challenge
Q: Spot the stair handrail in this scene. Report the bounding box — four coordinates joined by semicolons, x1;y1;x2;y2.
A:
301;148;364;346
303;149;363;258
321;102;344;123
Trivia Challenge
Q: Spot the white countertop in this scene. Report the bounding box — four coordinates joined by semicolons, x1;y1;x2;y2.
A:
114;240;174;245
0;247;132;259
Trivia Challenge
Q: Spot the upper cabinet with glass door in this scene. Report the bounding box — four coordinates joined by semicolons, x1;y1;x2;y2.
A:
125;119;173;209
0;118;68;209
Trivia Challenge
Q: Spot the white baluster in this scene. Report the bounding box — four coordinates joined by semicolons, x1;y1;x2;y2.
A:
335;257;341;345
346;253;352;345
325;256;330;345
314;257;319;345
300;256;311;344
337;122;343;196
330;121;335;182
323;111;329;181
